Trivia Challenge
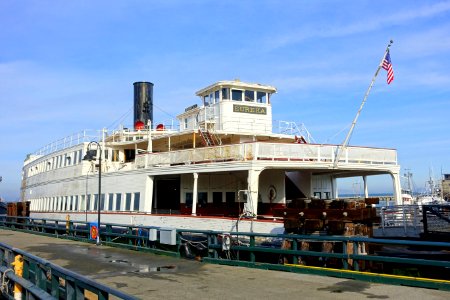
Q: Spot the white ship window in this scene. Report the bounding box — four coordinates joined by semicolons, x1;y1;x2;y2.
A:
81;195;85;211
204;94;210;106
74;195;79;211
93;194;98;210
257;92;267;104
222;88;229;100
184;118;188;129
214;90;220;102
100;194;105;210
108;193;114;211
116;193;122;211
133;192;140;211
66;156;71;166
232;89;243;101
209;93;214;104
245;90;255;102
69;196;73;211
125;193;132;210
87;195;91;211
78;150;83;163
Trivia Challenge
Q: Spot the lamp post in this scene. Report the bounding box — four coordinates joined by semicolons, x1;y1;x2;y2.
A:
83;141;102;246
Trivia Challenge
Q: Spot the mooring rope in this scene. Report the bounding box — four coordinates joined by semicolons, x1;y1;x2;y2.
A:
0;268;14;295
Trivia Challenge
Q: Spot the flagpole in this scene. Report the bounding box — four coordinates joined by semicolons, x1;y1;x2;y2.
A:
333;40;393;167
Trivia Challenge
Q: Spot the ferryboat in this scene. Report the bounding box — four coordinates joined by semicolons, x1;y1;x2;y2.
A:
22;80;402;233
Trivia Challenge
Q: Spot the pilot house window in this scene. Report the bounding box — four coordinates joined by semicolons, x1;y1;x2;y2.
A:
214;90;220;102
257;92;267;103
232;90;243;101
222;88;229;100
245;90;254;102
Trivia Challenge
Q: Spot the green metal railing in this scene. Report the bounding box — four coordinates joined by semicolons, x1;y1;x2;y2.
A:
0;240;138;299
1;216;450;291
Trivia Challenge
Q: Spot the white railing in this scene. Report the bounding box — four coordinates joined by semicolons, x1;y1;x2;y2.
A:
33;130;100;156
378;205;422;235
135;142;397;169
276;121;315;143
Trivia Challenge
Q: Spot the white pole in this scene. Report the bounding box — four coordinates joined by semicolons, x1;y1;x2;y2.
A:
334;40;393;167
192;173;199;216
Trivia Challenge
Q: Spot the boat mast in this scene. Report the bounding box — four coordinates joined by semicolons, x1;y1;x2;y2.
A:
334;40;393;167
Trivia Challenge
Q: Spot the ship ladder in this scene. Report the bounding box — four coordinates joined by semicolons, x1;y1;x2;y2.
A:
198;129;216;146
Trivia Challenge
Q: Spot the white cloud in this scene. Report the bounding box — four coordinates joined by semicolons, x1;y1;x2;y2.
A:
266;1;450;50
272;72;367;91
397;24;450;58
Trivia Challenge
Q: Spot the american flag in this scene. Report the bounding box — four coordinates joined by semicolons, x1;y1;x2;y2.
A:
382;51;394;84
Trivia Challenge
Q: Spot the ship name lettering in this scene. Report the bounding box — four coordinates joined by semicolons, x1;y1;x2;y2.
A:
233;104;266;115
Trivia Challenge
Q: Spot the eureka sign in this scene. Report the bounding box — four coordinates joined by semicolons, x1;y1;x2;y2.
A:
233;104;267;115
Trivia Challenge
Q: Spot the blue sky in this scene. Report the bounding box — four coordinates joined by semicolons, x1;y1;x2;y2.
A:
1;1;449;200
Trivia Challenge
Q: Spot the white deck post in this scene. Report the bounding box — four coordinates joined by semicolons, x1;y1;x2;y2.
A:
363;176;369;198
331;177;338;199
391;172;402;205
247;168;262;216
144;176;154;213
192;173;199;216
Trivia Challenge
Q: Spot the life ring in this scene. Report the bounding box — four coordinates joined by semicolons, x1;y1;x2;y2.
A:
222;234;231;251
268;185;277;202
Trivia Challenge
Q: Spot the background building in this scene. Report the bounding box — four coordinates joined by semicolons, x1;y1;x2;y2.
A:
442;174;450;201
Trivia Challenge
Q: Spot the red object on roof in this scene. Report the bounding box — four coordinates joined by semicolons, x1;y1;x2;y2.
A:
156;124;165;131
134;120;145;130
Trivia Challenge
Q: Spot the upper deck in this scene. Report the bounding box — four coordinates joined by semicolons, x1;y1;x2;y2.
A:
23;80;399;180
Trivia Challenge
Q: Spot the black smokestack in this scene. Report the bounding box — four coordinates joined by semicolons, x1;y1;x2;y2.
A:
133;81;153;130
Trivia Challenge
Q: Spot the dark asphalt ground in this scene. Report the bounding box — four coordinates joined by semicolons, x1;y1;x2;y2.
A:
1;229;449;299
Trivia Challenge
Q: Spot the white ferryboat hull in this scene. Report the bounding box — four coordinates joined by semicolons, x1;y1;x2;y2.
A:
30;211;285;234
